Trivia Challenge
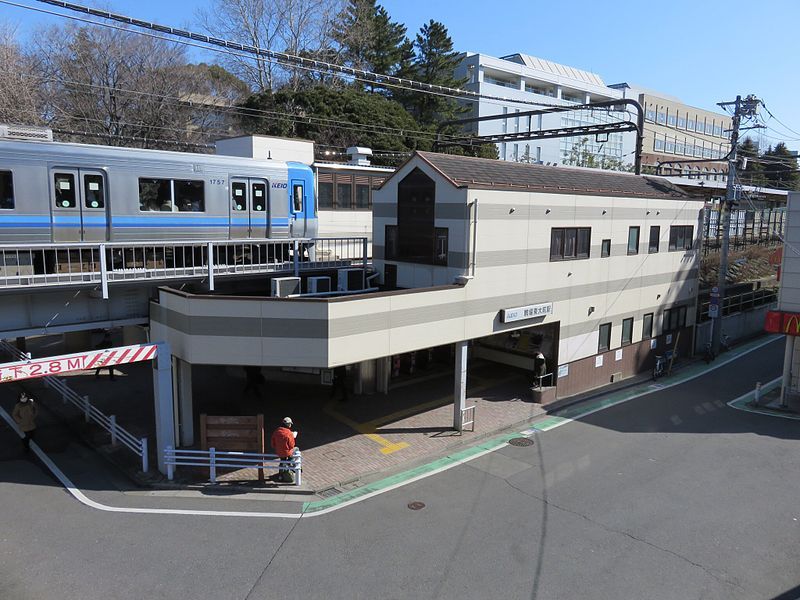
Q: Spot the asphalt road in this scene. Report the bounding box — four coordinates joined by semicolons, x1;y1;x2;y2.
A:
1;338;797;600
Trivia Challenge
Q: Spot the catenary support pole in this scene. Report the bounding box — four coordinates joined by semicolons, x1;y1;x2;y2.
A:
453;341;468;431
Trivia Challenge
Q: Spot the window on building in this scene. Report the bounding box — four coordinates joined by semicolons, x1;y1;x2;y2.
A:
676;142;685;155
139;178;172;211
550;227;591;260
705;122;713;135
336;180;352;209
696;120;705;133
601;238;611;258
385;224;398;260
0;170;13;209
598;322;612;352
54;173;77;208
646;110;656;122
714;124;723;137
648;226;660;253
627;226;640;255
174;180;205;212
355;182;370;209
687;118;696;130
654;139;665;151
668;225;694;251
642;313;654;339
82;174;105;209
656;112;667;124
621;317;633;346
663;305;687;332
231;181;247;211
318;181;333;209
665;141;675;153
684;144;694;157
397;168;439;265
677;116;687;129
667;115;677;126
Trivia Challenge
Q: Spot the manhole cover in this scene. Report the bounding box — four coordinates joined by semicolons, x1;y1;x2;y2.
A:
407;501;426;511
508;437;535;447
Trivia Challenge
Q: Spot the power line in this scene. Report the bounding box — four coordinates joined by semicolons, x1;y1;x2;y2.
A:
23;0;575;111
761;101;800;139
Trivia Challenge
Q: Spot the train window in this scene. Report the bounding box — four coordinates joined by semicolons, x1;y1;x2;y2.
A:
231;182;247;211
139;178;172;211
292;184;303;213
252;182;267;211
83;174;105;209
54;173;77;208
0;171;13;209
174;180;205;212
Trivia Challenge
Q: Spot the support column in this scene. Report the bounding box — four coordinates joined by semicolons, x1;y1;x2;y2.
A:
355;360;377;395
153;342;176;474
376;357;390;395
781;335;795;407
453;341;468;431
176;358;194;446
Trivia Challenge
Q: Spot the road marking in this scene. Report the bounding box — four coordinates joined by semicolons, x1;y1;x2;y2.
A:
0;335;781;520
323;374;519;455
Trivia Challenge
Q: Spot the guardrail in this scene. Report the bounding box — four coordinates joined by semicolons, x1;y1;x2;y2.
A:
0;237;369;298
697;288;778;322
164;446;302;485
0;340;148;472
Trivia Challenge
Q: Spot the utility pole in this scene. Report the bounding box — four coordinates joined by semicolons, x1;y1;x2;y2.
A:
712;94;760;355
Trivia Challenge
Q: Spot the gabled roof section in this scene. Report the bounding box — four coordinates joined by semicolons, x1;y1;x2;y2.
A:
413;152;699;201
499;53;606;87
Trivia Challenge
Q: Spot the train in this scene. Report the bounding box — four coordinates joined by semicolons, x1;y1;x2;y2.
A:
0;127;317;245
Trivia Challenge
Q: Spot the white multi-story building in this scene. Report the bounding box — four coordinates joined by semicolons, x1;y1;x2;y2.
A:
454;52;633;168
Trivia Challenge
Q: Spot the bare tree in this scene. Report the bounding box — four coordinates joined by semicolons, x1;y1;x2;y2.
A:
198;0;342;92
0;24;45;126
35;24;243;148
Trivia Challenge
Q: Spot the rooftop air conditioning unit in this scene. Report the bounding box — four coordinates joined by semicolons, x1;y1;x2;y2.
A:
307;276;331;294
337;269;364;292
271;276;301;298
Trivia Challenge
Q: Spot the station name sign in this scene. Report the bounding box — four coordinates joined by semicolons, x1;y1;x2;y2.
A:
501;302;553;323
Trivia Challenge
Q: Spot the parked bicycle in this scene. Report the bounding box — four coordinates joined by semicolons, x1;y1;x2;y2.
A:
653;349;678;380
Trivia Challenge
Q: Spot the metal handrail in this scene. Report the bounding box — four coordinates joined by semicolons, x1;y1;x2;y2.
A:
164;446;302;485
697;288;778;321
0;340;148;472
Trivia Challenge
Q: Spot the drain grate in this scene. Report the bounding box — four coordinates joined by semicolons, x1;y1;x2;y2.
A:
407;501;426;510
318;487;342;499
508;437;535;447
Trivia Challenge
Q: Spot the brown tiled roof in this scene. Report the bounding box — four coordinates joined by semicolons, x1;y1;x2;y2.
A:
414;151;698;200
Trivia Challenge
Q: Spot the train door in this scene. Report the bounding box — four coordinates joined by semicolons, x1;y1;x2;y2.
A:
229;178;269;239
50;168;109;242
289;179;307;237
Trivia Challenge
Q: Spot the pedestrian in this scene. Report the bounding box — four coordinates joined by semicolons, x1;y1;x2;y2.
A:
94;331;115;381
270;417;298;483
532;352;547;388
12;392;38;452
329;365;349;402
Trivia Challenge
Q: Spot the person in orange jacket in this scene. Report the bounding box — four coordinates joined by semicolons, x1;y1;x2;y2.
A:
270;417;297;483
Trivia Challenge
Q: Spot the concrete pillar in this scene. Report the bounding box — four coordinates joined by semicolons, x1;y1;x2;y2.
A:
781;335;796;407
556;86;562;100
153;342;176;474
355;359;377;395
453;341;468;431
176;358;194;446
376;357;390;395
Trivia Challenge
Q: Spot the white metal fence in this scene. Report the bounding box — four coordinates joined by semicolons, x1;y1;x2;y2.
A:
0;340;149;472
0;237;369;298
164;446;302;486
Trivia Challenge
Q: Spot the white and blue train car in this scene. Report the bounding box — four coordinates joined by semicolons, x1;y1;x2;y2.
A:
0;134;317;244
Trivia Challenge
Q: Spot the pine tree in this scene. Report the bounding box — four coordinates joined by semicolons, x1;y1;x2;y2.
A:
369;7;407;79
331;0;377;73
406;20;465;125
762;142;799;189
737;137;766;186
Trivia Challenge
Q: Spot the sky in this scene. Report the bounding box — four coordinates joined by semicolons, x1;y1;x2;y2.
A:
1;0;798;150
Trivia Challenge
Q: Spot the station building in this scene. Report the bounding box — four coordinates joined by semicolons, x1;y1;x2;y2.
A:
151;152;704;457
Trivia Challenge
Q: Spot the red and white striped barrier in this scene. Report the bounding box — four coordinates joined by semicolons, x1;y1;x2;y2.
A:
0;344;158;383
